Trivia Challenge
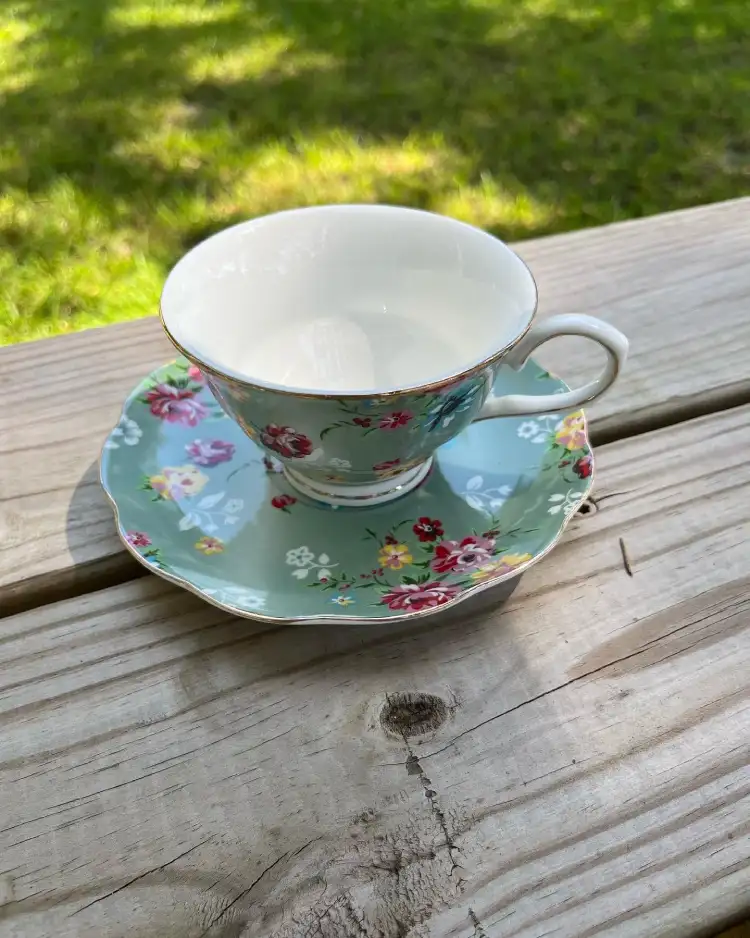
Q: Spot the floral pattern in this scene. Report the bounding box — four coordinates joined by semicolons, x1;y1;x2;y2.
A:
104;415;142;449
413;517;444;542
286;510;535;609
318;377;483;442
103;357;594;622
195;535;225;555
271;493;297;512
138;359;222;427
424;384;482;431
461;476;513;513
185;439;236;467
261;424;314;459
141;465;209;501
144;384;209;427
378;541;413;570
431;535;495;574
380;582;460;612
554;411;587;451
548;490;585;517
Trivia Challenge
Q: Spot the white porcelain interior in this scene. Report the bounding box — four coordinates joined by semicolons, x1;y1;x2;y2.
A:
160;205;537;395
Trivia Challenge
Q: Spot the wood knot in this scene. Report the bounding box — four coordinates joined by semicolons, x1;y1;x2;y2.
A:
576;497;598;516
380;692;448;738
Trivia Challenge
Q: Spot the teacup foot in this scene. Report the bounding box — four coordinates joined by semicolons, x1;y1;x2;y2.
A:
283;459;433;508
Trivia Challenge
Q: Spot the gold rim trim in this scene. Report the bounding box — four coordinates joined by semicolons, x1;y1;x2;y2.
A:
158;259;539;401
99;402;594;627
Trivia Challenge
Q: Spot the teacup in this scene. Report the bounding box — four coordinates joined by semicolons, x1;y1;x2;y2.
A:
160;205;628;507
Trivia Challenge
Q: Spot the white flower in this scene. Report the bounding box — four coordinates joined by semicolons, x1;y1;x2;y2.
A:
121;417;142;445
205;588;266;609
517;421;539;440
329;458;351;469
104;415;142;449
330;594;355;607
224;499;244;515
286;545;315;567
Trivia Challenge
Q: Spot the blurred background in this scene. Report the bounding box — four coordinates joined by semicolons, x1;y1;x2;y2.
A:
1;0;747;344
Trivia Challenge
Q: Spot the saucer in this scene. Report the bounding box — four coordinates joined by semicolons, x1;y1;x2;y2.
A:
101;358;594;624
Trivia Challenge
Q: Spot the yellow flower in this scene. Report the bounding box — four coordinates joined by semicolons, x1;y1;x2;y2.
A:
148;464;209;500
554;411;587;451
471;553;533;582
195;535;225;555
378;542;413;570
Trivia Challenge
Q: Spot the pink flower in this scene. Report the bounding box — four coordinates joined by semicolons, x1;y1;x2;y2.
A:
187;364;204;382
260;424;313;459
185;438;236;467
145;384;208;426
271;494;297;512
381;581;460;612
431;535;495;574
554;411;587;451
125;531;151;547
379;410;412;430
353;416;372;427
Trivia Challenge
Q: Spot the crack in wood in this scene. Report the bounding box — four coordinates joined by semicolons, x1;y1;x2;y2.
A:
198;850;290;937
71;837;212;916
403;739;465;881
468;907;491;937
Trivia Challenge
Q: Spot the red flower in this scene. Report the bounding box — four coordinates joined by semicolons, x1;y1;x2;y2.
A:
384;534;398;545
381;581;460;612
271;493;297;511
261;424;313;459
379;410;412;430
573;454;593;479
187;364;204;383
431;535;495;574
353;417;372;427
144;384;208;427
125;531;151;547
413;517;444;542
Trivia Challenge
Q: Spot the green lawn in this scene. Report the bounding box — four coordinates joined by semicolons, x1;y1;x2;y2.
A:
1;0;748;344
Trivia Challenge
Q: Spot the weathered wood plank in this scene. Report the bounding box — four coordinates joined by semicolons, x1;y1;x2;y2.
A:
2;197;749;613
1;405;748;937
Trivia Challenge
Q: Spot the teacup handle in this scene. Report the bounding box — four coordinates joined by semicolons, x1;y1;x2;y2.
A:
476;314;629;419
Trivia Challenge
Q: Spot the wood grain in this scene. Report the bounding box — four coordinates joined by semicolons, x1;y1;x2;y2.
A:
2;197;749;613
1;405;748;937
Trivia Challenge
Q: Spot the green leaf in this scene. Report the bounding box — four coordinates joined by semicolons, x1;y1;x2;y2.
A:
417;572;431;583
364;527;377;540
401;575;417;585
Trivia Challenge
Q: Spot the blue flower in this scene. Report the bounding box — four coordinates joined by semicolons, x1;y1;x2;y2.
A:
426;385;481;431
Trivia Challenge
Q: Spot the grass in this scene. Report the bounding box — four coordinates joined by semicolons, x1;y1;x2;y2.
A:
0;0;748;344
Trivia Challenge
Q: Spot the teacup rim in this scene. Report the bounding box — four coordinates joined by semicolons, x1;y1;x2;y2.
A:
159;204;539;400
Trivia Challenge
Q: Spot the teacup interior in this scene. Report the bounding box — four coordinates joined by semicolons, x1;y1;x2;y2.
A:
161;205;537;394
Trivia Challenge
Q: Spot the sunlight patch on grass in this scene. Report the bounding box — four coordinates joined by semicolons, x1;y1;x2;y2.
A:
434;178;557;235
109;0;242;29
187;36;339;84
218;133;462;215
2;0;749;342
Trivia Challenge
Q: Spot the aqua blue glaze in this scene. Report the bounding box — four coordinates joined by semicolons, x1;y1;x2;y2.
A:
100;358;594;623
